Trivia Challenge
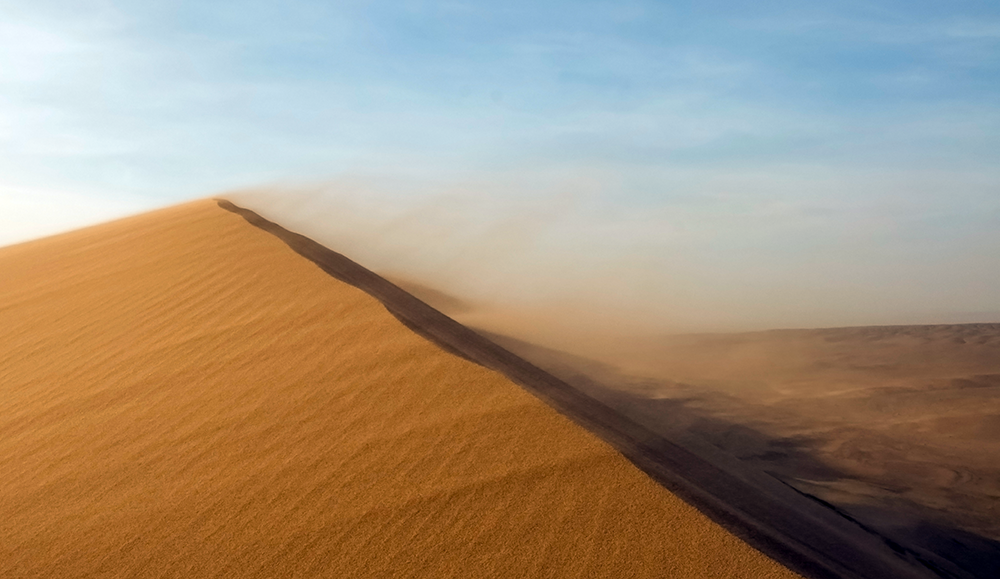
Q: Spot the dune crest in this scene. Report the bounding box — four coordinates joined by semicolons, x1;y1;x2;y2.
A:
0;200;802;578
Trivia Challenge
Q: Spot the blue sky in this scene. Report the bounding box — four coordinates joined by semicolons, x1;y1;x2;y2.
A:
2;0;999;325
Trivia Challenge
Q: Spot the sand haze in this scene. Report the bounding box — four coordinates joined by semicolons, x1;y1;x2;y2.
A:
226;181;1000;340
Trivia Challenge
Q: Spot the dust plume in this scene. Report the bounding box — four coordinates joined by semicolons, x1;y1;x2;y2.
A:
224;175;999;352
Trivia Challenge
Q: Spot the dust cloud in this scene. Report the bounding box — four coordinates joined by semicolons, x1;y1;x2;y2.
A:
225;177;998;352
227;180;688;350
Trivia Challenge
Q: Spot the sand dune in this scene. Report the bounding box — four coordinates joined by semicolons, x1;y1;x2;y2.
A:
0;200;805;577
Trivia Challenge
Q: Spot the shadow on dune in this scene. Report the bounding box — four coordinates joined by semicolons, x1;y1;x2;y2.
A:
218;199;996;579
481;331;1000;579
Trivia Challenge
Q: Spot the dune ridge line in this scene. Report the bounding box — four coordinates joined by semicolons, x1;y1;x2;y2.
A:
217;199;944;579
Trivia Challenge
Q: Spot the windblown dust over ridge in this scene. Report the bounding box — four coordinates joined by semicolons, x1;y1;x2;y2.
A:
226;182;1000;345
222;186;1000;578
216;199;947;579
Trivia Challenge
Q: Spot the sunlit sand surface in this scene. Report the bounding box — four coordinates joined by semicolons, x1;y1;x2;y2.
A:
0;200;800;578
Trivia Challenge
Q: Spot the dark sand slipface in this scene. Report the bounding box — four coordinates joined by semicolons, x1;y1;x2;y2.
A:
469;319;1000;578
0;200;801;578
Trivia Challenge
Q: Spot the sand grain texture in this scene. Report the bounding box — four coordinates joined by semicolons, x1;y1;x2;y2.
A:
0;200;799;578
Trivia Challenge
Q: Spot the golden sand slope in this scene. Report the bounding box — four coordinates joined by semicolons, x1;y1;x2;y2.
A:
0;200;798;578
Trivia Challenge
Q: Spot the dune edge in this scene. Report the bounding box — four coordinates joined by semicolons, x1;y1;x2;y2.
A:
217;199;949;579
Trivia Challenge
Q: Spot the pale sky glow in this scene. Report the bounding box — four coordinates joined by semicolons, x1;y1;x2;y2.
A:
1;0;998;325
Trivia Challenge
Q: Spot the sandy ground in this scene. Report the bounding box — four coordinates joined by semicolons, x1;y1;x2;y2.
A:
0;200;800;578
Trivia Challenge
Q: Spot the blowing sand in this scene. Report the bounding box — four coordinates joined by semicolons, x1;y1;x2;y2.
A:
0;200;802;578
